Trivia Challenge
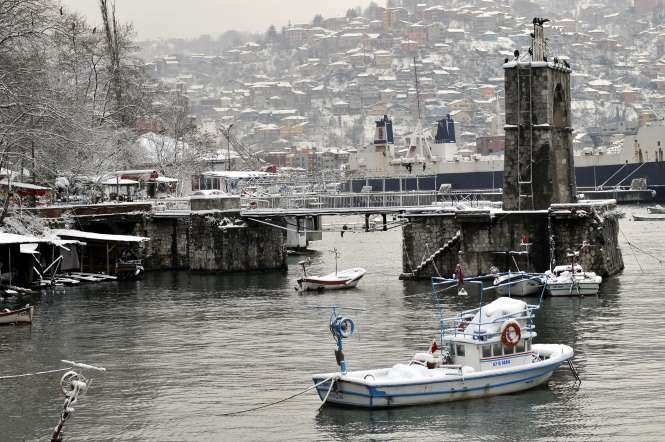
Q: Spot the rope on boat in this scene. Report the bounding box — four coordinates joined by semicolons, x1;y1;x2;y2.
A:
220;375;338;416
318;377;338;409
0;367;72;381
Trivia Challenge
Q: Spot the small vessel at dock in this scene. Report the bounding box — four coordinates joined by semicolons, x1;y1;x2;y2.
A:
0;304;34;325
647;204;665;214
312;279;575;408
633;214;665;221
296;250;366;291
545;264;602;296
493;272;546;297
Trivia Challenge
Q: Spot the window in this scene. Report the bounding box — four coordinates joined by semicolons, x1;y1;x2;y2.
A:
492;342;502;357
525;339;530;351
503;345;515;355
482;345;491;358
516;340;525;353
455;344;465;357
449;342;455;355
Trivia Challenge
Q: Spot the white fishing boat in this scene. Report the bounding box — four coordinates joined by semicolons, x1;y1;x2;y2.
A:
647;204;665;214
0;304;34;325
296;249;366;291
493;272;546;296
312;280;576;408
633;214;665;221
545;264;602;296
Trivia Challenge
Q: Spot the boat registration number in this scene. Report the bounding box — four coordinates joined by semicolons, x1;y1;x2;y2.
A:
491;359;511;367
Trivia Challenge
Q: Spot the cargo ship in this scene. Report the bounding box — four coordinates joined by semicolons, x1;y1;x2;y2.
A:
344;116;665;201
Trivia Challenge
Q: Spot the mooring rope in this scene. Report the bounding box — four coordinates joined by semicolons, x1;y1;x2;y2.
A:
619;227;664;272
220;375;337;416
0;367;72;381
318;377;337;409
620;228;664;265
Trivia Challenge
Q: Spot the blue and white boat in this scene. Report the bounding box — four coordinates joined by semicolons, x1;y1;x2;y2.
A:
312;279;575;408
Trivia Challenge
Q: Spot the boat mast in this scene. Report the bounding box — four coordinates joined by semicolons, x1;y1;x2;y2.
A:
413;56;422;122
332;248;339;275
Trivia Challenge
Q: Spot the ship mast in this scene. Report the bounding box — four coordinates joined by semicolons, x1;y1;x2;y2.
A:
413;56;422;122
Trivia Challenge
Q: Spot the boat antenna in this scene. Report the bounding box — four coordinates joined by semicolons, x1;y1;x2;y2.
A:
430;278;446;354
330;248;340;275
413;56;422;122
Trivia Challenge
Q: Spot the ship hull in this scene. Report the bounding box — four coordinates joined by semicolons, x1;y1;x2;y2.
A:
346;161;665;201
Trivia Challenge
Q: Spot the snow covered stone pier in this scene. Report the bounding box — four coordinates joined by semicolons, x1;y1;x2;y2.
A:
399;202;624;280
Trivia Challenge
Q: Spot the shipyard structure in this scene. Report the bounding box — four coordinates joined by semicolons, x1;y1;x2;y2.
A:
401;20;624;280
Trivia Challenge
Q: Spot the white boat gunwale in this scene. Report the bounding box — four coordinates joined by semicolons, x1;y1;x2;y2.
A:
314;347;569;390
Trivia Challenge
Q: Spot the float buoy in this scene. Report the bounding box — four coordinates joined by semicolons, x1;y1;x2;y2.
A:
500;319;521;347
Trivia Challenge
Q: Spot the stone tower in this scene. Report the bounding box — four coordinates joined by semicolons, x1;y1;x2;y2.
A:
502;19;576;210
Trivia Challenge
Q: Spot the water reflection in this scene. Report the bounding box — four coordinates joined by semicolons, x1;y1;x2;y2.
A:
1;213;665;440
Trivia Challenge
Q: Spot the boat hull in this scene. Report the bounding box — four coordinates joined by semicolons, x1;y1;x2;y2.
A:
298;268;366;291
0;305;34;325
313;344;572;408
495;278;544;297
633;214;665;221
345;161;665;201
548;281;600;296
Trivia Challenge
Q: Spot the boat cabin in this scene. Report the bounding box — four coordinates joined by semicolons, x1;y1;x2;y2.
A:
415;297;537;372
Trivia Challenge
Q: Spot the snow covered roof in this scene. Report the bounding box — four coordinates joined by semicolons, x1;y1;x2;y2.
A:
52;229;149;243
102;178;140;186
201;171;271;178
466;297;528;336
0;233;49;245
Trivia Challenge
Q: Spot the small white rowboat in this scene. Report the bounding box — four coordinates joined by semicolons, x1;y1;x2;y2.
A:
0;305;34;325
297;268;366;291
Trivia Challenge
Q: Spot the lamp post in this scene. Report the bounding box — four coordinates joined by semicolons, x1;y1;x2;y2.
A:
227;123;234;171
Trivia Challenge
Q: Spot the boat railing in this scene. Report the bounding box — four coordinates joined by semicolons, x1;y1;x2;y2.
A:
442;310;537;341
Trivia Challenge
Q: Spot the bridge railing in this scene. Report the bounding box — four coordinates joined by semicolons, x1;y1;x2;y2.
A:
239;190;494;210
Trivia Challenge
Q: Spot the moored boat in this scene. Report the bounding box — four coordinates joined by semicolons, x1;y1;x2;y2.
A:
493;272;546;296
545;264;602;296
312;280;575;408
0;304;34;325
633;214;665;221
647;204;665;214
297;268;366;291
296;249;366;291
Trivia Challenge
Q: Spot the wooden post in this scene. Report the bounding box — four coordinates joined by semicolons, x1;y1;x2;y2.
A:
382;213;387;231
365;214;370;232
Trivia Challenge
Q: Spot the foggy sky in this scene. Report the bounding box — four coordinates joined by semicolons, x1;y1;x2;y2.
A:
61;0;375;39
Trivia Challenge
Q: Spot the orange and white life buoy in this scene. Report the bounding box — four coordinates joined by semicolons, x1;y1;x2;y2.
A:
500;319;521;347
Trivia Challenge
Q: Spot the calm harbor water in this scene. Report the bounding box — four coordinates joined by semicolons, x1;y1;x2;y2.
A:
2;206;665;441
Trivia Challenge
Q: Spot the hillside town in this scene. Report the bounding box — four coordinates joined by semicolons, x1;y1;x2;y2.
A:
133;0;665;183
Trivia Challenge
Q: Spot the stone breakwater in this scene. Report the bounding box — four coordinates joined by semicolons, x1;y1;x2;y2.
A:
136;212;287;272
401;202;624;279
